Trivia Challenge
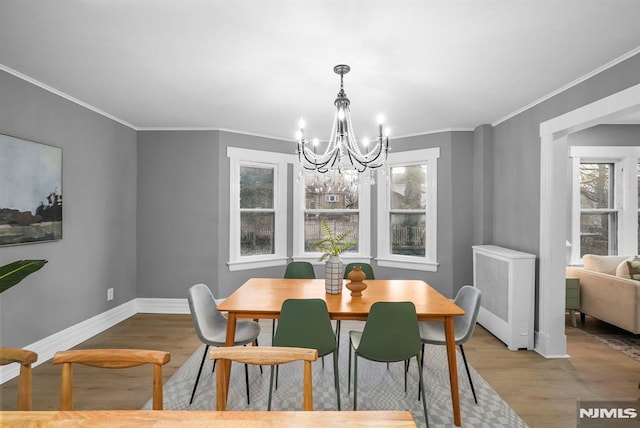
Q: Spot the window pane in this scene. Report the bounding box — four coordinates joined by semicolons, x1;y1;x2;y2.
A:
390;213;426;256
304;170;359;210
390;165;426;210
580;212;617;256
303;213;359;253
580;163;612;209
240;212;274;255
240;166;274;209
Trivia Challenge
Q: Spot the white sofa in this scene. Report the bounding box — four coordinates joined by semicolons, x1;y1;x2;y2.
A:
565;254;640;334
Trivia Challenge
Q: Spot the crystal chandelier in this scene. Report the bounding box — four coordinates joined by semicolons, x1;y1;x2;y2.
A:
296;64;390;176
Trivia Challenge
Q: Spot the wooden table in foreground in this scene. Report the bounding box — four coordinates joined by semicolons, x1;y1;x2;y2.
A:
217;278;466;426
0;410;417;427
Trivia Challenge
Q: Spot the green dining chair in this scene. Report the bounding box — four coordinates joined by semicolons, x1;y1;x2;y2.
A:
268;298;341;411
340;262;375;348
284;261;316;279
343;262;375;280
274;261;318;339
348;301;429;427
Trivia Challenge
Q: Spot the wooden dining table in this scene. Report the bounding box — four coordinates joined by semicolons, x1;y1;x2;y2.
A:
217;278;466;426
0;410;418;427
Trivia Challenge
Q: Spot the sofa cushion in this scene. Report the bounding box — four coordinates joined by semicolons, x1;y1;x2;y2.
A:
616;256;640;278
627;256;640;280
583;254;629;275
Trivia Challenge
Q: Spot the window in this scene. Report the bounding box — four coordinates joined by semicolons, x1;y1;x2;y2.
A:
377;148;440;271
293;169;370;262
570;146;640;262
578;162;617;256
228;148;293;271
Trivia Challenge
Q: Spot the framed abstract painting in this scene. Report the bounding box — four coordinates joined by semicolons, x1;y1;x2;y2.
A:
0;134;63;245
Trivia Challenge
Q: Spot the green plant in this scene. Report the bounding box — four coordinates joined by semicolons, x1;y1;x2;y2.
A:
0;260;48;293
311;220;356;261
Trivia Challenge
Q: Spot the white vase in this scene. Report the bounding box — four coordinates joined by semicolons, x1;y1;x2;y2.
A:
324;255;343;294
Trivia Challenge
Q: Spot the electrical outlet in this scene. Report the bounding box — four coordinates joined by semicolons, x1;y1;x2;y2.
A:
107;288;114;301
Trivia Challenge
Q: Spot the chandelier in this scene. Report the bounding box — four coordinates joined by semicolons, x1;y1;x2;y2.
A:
296;64;390;176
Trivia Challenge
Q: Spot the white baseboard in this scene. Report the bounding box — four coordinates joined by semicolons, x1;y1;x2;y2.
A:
136;298;190;314
0;297;190;384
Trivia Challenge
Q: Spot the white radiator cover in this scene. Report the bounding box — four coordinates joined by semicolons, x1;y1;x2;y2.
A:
472;245;536;350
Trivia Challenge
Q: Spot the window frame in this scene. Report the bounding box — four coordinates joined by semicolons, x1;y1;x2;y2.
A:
227;147;294;271
376;147;440;271
292;169;371;264
569;146;640;263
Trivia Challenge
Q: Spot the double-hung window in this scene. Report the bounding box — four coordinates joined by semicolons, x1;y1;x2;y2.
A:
570;146;640;262
228;148;292;271
377;148;440;271
293;169;371;262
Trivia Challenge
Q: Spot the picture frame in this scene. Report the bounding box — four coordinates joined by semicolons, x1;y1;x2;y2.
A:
0;133;63;246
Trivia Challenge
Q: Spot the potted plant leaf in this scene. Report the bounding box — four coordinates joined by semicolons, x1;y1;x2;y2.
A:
311;220;356;294
0;260;48;294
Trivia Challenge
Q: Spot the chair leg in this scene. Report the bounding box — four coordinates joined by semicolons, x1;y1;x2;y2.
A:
333;350;341;410
347;339;352;394
244;363;250;405
417;354;430;428
353;354;359;410
190;344;209;405
404;360;408;392
418;343;424;401
268;365;275;410
459;345;478;404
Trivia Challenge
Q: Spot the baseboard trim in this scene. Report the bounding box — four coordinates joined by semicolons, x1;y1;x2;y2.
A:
136;298;190;314
0;298;190;384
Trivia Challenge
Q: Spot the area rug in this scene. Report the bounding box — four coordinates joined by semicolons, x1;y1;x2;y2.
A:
144;321;527;427
588;333;640;362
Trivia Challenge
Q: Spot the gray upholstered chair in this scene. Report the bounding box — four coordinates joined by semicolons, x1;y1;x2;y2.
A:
419;285;481;404
187;283;261;405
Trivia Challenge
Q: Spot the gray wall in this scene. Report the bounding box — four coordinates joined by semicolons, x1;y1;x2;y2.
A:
136;130;294;299
0;70;137;348
490;54;640;256
136;129;475;300
568;124;640;147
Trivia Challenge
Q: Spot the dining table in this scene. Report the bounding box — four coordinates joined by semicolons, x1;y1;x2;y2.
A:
216;278;466;426
0;410;418;427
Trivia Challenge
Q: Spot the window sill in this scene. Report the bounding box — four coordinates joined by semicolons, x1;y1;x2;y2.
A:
376;257;438;272
228;257;288;271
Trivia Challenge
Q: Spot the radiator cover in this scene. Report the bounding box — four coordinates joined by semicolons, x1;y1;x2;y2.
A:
472;245;536;350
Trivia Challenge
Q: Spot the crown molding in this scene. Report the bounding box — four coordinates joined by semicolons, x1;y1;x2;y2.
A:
492;46;640;127
0;64;137;130
4;45;639;135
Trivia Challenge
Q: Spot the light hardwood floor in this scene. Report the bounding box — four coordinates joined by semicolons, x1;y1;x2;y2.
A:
1;313;638;427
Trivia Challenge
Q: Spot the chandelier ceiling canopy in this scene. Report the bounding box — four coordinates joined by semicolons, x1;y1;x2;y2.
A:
296;65;390;177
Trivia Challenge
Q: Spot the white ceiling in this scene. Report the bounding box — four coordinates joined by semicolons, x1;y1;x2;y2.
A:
1;0;640;140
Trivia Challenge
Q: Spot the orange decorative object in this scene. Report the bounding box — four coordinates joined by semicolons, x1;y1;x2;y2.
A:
346;266;367;296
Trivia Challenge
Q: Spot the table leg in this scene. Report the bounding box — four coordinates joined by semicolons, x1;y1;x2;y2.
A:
444;316;461;426
216;312;237;411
